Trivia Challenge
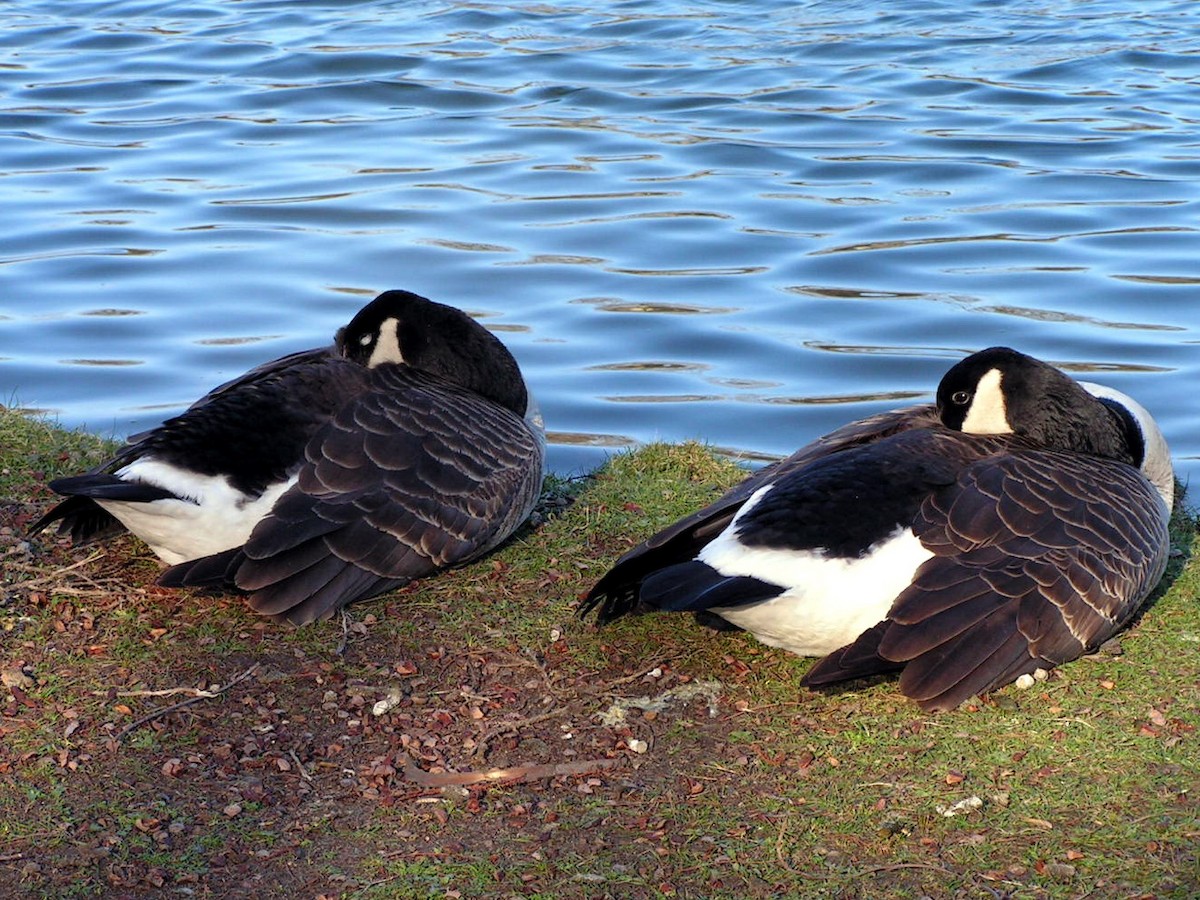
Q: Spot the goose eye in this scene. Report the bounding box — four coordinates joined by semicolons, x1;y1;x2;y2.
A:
951;390;971;405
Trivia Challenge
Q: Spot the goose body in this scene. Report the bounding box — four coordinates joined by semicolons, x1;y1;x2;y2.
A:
583;348;1173;710
31;290;546;625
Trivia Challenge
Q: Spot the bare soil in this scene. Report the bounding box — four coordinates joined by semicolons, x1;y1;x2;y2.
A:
2;448;1197;900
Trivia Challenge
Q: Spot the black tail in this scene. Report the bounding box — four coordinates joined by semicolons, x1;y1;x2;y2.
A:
27;496;125;545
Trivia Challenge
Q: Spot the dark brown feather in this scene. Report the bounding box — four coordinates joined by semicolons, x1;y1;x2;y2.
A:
804;448;1169;710
163;365;543;625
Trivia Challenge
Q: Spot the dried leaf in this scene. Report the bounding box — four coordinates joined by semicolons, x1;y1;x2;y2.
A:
1;669;34;690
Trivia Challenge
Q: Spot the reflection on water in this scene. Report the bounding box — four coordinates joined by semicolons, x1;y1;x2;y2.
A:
2;0;1199;483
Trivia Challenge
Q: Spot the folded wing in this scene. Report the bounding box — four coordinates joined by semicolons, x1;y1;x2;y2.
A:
802;450;1170;710
162;365;544;625
582;404;939;622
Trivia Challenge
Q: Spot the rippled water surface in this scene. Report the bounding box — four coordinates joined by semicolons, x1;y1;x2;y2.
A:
3;0;1199;482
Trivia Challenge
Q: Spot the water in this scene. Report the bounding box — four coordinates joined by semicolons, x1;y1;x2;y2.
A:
3;0;1199;484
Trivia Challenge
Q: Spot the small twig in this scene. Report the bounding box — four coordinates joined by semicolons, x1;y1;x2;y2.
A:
22;586;122;598
289;749;313;782
775;816;793;870
348;873;405;898
16;551;108;590
793;861;955;881
775;817;951;879
858;862;955;876
473;709;566;760
403;755;620;788
113;664;259;743
578;666;678;697
92;686;218;699
335;609;351;656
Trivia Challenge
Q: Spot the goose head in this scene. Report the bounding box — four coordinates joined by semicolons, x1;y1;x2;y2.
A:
937;346;1173;509
335;290;531;417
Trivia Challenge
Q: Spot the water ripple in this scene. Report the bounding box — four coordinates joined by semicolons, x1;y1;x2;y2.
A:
2;0;1199;483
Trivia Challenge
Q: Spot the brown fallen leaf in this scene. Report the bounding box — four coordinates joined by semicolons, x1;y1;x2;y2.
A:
1;668;35;690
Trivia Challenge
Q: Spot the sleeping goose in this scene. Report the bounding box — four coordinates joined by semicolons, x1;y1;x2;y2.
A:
582;347;1173;710
30;290;546;626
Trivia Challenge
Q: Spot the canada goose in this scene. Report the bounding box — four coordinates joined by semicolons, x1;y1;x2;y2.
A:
30;290;546;626
582;347;1173;710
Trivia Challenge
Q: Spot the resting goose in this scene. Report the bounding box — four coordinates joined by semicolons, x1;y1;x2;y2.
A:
582;347;1173;710
31;290;546;625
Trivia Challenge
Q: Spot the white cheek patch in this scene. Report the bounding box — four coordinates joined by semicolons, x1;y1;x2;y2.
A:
367;318;405;367
961;367;1012;434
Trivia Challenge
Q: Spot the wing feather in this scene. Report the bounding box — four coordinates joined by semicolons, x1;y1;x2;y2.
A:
172;366;543;624
29;347;356;544
582;405;940;623
874;451;1167;708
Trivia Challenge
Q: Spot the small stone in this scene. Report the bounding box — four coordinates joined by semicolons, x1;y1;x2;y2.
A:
627;739;648;754
222;803;242;818
372;687;404;717
935;796;983;817
1014;674;1036;690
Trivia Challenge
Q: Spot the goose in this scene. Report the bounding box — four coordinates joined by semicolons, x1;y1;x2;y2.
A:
30;290;546;626
582;347;1173;710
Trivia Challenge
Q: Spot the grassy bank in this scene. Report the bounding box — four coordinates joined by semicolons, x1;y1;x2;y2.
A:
1;406;1197;899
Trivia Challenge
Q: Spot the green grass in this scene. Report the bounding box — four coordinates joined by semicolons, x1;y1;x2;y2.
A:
0;409;1197;898
0;406;116;500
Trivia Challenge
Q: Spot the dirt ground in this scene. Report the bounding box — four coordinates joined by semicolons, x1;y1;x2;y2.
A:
1;495;836;899
2;447;1197;900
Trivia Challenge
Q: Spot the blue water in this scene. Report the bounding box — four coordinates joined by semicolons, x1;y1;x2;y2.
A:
3;0;1199;484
